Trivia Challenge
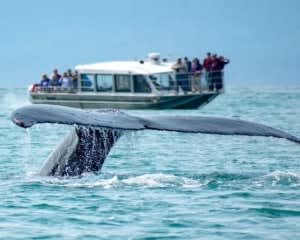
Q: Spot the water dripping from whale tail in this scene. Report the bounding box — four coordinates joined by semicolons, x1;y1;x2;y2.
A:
40;127;122;177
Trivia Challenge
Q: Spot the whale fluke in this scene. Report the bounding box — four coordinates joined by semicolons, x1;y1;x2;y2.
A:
11;104;300;177
39;127;122;176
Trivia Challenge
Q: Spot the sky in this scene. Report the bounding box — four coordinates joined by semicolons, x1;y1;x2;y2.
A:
0;0;299;88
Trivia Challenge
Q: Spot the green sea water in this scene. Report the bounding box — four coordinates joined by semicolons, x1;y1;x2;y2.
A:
0;88;299;239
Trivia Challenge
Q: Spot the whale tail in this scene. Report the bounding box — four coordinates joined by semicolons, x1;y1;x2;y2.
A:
11;104;300;176
40;127;122;177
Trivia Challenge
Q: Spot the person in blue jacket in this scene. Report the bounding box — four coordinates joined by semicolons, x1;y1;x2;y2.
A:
39;74;51;88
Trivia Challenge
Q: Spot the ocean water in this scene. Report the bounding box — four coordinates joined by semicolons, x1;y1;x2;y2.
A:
0;88;300;239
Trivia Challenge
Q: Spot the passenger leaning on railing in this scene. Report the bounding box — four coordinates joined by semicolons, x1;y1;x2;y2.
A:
191;58;202;92
201;52;230;91
61;72;72;89
202;52;213;90
172;58;190;91
39;74;51;89
172;58;186;73
203;52;212;72
183;57;192;73
215;56;229;90
67;69;78;89
218;56;230;70
51;69;62;87
209;54;230;91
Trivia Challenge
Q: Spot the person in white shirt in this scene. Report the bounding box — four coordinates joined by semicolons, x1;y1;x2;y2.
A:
61;72;71;89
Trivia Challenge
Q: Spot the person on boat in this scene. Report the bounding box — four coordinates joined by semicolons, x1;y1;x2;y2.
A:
183;57;192;73
61;72;72;89
51;69;61;80
67;69;78;90
191;58;202;92
217;56;230;70
172;58;185;73
50;74;61;87
172;58;189;91
203;52;212;72
50;69;62;88
203;52;213;90
183;57;192;91
72;70;79;89
213;56;229;91
67;69;73;78
210;54;219;71
39;74;51;89
208;54;220;91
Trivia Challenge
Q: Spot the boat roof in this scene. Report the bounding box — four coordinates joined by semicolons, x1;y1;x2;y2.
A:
75;60;174;75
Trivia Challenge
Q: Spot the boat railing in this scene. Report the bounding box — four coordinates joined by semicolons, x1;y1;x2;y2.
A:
30;85;78;93
151;70;224;94
30;70;224;95
174;70;224;93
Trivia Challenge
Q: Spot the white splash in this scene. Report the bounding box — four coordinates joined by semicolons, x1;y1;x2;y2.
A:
59;173;201;189
257;170;300;187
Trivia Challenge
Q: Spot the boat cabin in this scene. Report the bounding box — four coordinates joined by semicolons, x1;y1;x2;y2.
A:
74;53;223;95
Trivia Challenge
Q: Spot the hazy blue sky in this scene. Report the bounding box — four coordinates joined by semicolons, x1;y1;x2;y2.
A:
1;0;299;88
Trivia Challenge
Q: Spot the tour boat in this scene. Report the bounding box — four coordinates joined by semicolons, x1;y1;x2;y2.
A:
29;53;224;109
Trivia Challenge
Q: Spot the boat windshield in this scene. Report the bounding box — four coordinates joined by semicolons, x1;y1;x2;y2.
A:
149;72;176;91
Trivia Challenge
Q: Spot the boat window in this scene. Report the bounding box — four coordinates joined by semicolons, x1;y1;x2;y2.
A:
149;73;176;91
133;75;151;93
96;74;113;92
80;74;95;92
115;75;131;92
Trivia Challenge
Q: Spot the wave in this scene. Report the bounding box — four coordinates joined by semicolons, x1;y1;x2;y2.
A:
61;173;202;189
22;170;300;191
255;170;300;187
249;207;300;217
29;171;253;190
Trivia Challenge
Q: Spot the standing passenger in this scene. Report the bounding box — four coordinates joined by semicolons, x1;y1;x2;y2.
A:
184;57;192;91
210;54;219;71
172;58;189;91
39;74;51;89
203;52;212;72
191;58;202;92
171;58;185;73
51;69;61;80
51;69;62;89
67;69;73;78
72;70;79;89
61;72;71;89
214;56;230;90
203;52;213;90
183;57;192;72
209;54;219;91
217;56;230;70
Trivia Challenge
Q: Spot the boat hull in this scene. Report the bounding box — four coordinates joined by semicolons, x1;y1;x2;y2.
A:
29;92;219;109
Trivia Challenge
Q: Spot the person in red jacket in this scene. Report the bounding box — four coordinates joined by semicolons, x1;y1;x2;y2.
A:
203;53;214;90
202;52;212;71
